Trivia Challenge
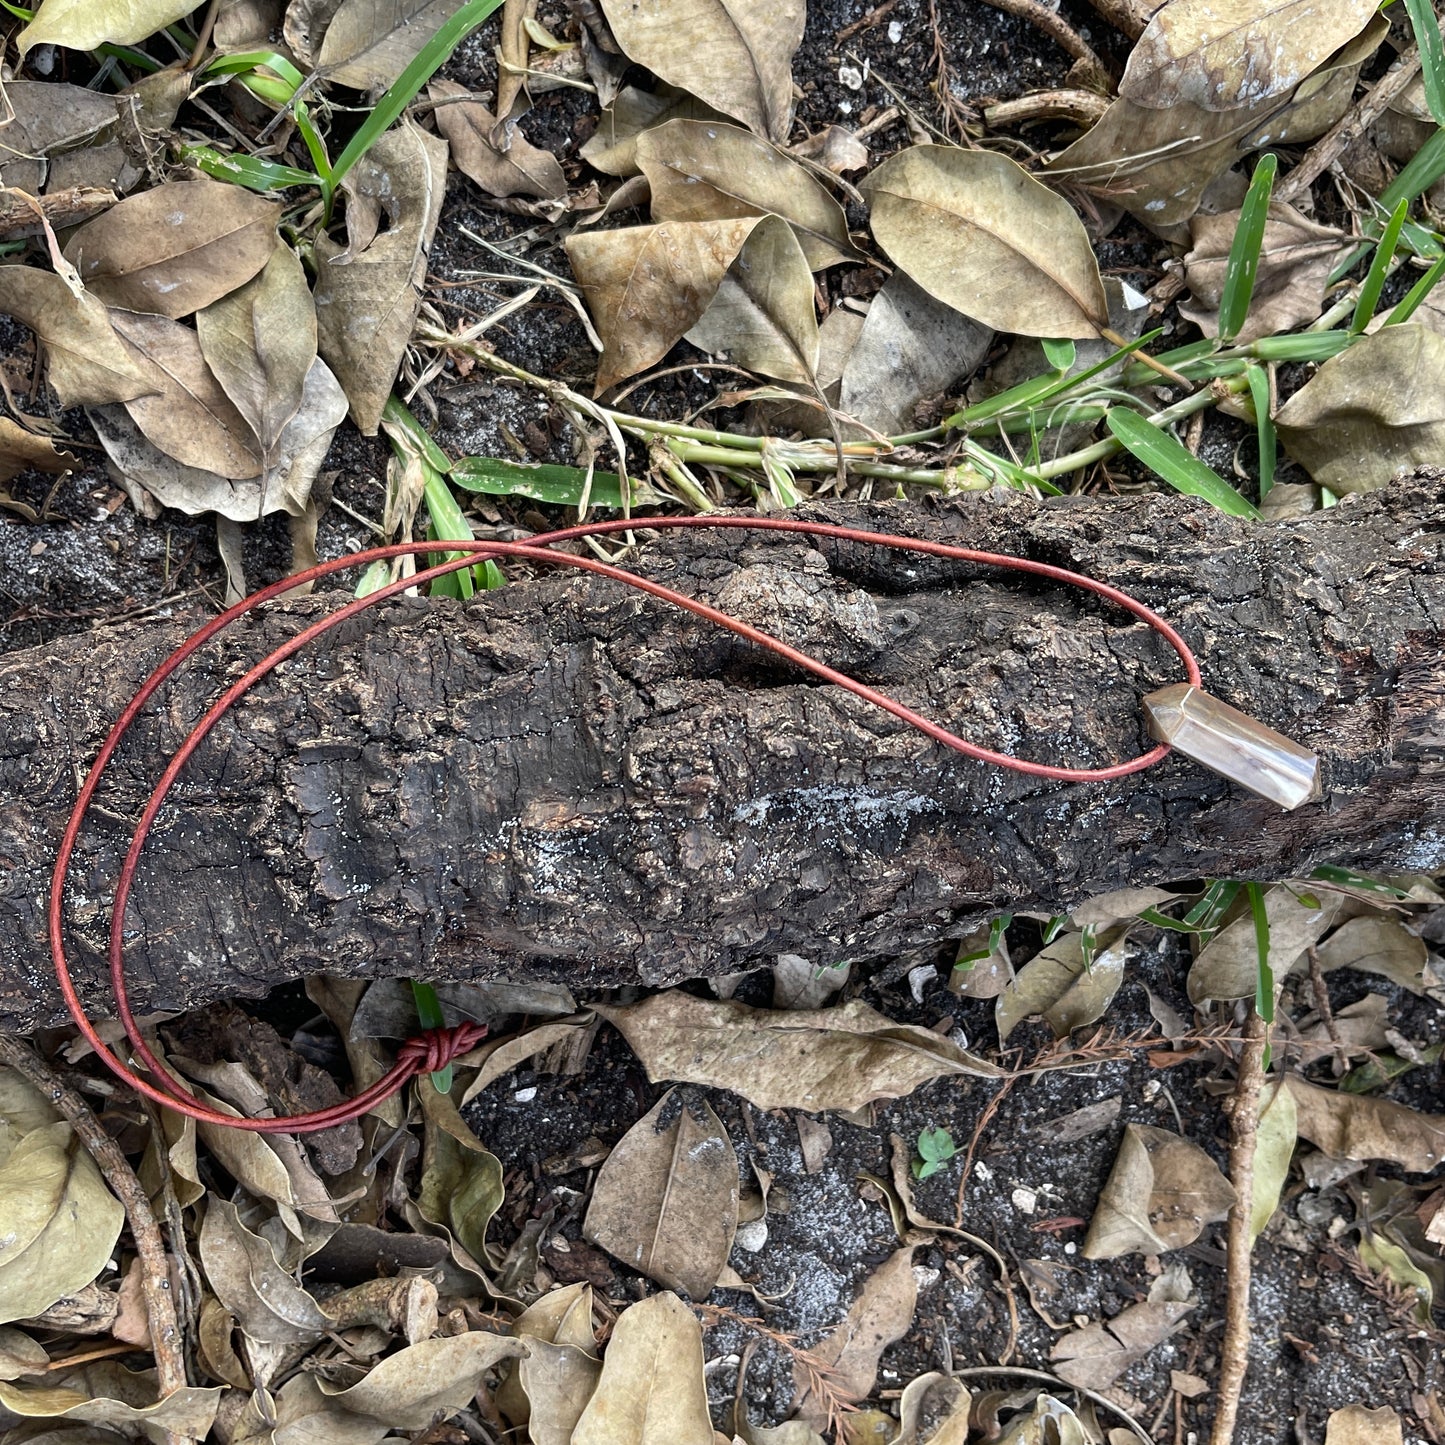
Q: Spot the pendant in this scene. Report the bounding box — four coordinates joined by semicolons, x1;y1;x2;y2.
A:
1142;684;1322;811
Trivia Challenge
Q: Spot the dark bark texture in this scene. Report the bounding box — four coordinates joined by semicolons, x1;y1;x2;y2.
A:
3;476;1443;1031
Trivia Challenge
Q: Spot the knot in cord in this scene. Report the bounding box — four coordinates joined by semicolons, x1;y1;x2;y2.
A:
399;1022;489;1075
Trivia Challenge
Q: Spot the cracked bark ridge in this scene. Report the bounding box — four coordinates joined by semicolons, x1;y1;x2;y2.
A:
2;474;1443;1031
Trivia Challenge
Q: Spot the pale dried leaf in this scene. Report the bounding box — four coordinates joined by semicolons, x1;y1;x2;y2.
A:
0;1363;219;1437
897;1371;970;1445
1297;993;1390;1064
998;1395;1091;1445
1357;1233;1433;1321
318;0;465;90
572;1292;714;1445
772;956;850;1011
430;79;567;200
1070;888;1177;927
1275;326;1445;493
583;1089;739;1299
0;419;78;482
314;120;448;434
996;929;1127;1043
794;1247;918;1429
514;1338;603;1445
1314;913;1429;993
838;271;991;437
795;1113;834;1173
0;82;118;194
196;240;317;458
1039;1097;1123;1145
417;1081;504;1266
1187;882;1347;1004
594;994;998;1114
0;1122;123;1326
864;145;1108;338
0;1326;49;1382
0;267;153;406
790;125;869;175
580;84;730;176
17;0;200;52
685;214;819;385
1119;0;1378;111
598;0;804;144
1083;1124;1236;1259
1051;1287;1195;1388
638;119;855;270
62;178;276;319
1250;1079;1297;1241
564;217;758;392
1325;1405;1404;1445
1285;1076;1445;1173
1181;203;1344;343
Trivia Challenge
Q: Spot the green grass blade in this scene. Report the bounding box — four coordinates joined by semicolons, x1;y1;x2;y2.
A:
1351;197;1409;332
1381;126;1445;214
1040;338;1076;370
1106;407;1262;518
179;144;320;193
1219;153;1278;342
1405;0;1445;126
450;455;629;508
1385;252;1445;323
1244;362;1275;501
326;0;507;212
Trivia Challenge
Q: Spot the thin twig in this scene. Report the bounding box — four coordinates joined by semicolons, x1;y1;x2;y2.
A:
977;0;1115;92
1210;1007;1269;1445
1306;945;1343;1049
0;1038;190;1428
1077;0;1157;40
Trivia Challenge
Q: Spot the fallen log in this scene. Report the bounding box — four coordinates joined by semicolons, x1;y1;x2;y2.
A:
2;474;1442;1031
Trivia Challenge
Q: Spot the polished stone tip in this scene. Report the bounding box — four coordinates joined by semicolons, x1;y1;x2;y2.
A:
1143;684;1322;811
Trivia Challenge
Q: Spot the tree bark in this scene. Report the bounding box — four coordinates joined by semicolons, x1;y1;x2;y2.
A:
3;476;1443;1031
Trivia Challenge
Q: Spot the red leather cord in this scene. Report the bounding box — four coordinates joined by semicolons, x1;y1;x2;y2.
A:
49;516;1201;1133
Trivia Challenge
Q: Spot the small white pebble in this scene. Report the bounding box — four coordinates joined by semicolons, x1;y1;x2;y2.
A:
974;1161;993;1183
912;1265;941;1290
735;1220;768;1253
887;19;904;41
1012;1187;1038;1214
1142;1079;1162;1101
513;1086;538;1103
838;63;864;90
1064;1241;1077;1255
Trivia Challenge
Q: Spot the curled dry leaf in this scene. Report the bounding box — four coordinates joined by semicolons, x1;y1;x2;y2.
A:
1187;882;1347;1004
498;1282;601;1445
0;420;79;483
318;0;466;90
838;272;991;438
793;1247;918;1430
593;994;998;1114
896;1371;971;1445
1052;1264;1195;1389
772;956;850;1011
998;1394;1092;1445
1118;0;1378;111
996;928;1127;1043
416;1081;504;1267
638;119;855;270
430;79;568;201
864;146;1108;339
1181;202;1344;343
583;1089;739;1299
564;217;758;392
572;1291;714;1445
0;1119;124;1326
457;1019;592;1105
1083;1124;1236;1259
0;267;153;407
686;214;819;386
598;0;804;144
315;120;448;434
1325;1405;1404;1445
1285;1076;1445;1173
580;84;731;177
0;1361;219;1436
1275;325;1445;493
790;125;870;176
16;0;201;52
1315;913;1430;994
62;178;277;320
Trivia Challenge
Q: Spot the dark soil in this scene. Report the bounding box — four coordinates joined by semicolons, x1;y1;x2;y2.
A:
3;3;1442;1444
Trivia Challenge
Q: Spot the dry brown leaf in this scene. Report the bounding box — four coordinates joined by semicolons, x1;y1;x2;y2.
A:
497;1282;601;1442
572;1291;714;1445
996;928;1127;1043
583;1089;738;1299
196;240;317;464
1315;914;1430;993
0;1362;219;1437
430;79;567;200
0;1121;124;1326
837;272;991;438
1181;202;1345;342
1325;1404;1404;1445
0;267;154;407
458;1018;594;1105
790;125;870;176
638;119;855;270
416;1081;504;1267
0;419;78;482
62;178;276;319
1285;1076;1445;1173
580;84;731;177
16;0;201;52
314;119;448;434
1070;888;1177;927
110;308;263;479
864;146;1108;339
896;1372;970;1445
0;82;119;195
793;1247;918;1429
598;0;803;144
772;956;850;1011
594;994;998;1114
1052;1265;1195;1388
1119;0;1376;111
1083;1124;1236;1259
1275;325;1445;493
685;214;819;385
564;216;758;392
0;1327;48;1382
1187;882;1347;1004
318;0;466;90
